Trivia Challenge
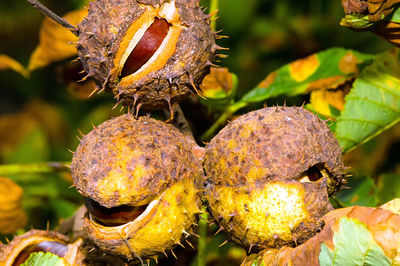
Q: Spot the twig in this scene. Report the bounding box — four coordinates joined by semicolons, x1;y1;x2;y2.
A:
26;0;79;36
209;0;219;32
200;101;248;141
164;104;196;144
197;206;208;266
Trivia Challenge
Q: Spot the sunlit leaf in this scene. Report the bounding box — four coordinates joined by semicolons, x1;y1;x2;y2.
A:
240;48;373;103
310;87;349;118
21;252;66;266
28;8;87;71
0;54;29;78
319;217;391;266
380;198;400;215
335;49;400;153
391;7;400;23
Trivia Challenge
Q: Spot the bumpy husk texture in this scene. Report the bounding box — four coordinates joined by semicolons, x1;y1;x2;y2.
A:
242;206;400;266
77;0;216;110
71;114;203;260
203;106;345;251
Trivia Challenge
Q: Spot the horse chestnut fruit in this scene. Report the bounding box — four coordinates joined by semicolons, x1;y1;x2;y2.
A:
77;0;218;111
203;106;345;251
71;114;203;261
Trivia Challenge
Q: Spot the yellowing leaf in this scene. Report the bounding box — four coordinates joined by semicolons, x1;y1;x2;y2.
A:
0;54;29;78
339;51;361;74
0;177;27;234
289;54;319;82
200;67;237;99
28;8;88;71
310;88;349;118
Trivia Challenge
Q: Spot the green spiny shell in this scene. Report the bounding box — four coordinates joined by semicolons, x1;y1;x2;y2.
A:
77;0;217;110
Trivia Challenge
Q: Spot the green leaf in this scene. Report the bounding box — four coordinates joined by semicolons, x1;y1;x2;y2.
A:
4;126;49;164
340;14;374;29
377;173;400;204
240;48;374;103
50;198;79;219
319;217;392;266
335;49;400;153
335;175;379;207
21;252;65;266
388;6;400;23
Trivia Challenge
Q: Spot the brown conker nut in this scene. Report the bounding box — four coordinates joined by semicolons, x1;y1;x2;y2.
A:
71;114;203;261
77;0;217;110
203;106;345;251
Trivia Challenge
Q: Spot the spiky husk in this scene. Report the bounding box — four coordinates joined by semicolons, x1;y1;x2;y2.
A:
77;0;216;110
0;229;126;265
84;177;201;260
71;114;203;260
71;114;203;207
0;230;74;265
203;106;345;251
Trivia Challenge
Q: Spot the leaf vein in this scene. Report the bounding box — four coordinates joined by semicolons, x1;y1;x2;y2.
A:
335;135;359;144
336;117;385;128
360;77;400;98
345;96;400;115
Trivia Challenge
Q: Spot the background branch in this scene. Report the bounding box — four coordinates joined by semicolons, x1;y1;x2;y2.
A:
26;0;79;36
